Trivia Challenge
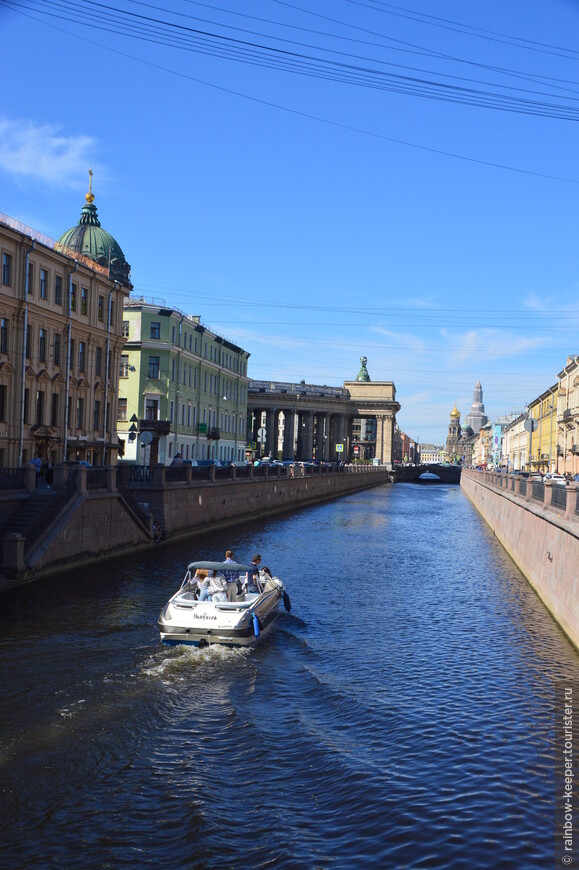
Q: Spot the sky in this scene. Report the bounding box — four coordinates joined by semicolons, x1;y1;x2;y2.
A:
1;0;579;445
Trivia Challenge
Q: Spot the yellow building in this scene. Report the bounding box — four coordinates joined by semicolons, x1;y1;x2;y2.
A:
528;384;558;473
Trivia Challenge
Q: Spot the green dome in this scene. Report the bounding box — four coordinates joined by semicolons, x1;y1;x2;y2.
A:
58;195;131;287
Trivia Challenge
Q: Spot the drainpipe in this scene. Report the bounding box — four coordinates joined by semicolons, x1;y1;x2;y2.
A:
63;261;78;462
18;239;35;466
102;285;115;466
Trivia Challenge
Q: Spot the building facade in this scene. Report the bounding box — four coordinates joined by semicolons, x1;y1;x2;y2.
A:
528;385;558;473
118;300;250;465
0;190;131;467
557;354;579;475
502;413;528;471
247;359;401;466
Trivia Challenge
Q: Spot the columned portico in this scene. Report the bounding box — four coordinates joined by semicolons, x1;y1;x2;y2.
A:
248;364;400;467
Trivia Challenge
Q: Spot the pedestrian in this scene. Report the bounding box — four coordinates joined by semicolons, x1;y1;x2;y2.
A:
45;460;54;488
171;453;182;467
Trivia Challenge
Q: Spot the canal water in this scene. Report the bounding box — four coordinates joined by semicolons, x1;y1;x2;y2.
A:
0;483;576;869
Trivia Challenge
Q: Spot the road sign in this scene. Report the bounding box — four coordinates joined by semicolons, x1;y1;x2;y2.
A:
257;435;266;444
257;427;266;438
524;418;538;432
335;444;344;452
139;430;153;445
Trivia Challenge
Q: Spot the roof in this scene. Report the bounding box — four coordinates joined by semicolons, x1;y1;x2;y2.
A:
57;189;132;288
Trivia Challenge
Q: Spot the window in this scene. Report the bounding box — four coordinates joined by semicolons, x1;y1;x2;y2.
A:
39;328;47;363
76;397;84;430
81;287;88;315
120;355;129;378
70;283;77;311
93;400;101;431
55;275;62;306
0;318;8;353
98;295;104;321
95;346;102;376
0;385;6;422
145;397;159;421
170;400;174;423
122;320;129;337
70;339;75;371
148;356;160;379
40;269;48;300
109;302;114;327
2;253;12;286
51;393;59;427
24;388;30;424
117;398;127;421
25;325;31;359
36;390;44;425
79;341;86;372
27;263;34;295
171;359;176;381
54;333;61;366
150;322;161;340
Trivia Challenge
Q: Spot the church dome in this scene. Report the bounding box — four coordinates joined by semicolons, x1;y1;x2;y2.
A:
57;174;131;287
450;406;460;418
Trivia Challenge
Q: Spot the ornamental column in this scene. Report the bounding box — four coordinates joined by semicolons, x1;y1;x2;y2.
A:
283;409;296;459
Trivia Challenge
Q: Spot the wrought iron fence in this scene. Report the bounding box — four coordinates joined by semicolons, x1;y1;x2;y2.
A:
532;481;545;502
550;485;567;511
0;468;26;491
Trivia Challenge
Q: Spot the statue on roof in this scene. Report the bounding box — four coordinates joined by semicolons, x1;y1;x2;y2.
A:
356;356;370;382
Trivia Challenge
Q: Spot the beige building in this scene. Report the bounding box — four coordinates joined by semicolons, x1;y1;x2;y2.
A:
0;188;131;468
557;354;579;475
502;413;528;471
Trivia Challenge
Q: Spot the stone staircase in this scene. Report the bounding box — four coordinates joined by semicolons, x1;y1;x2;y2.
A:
0;491;58;566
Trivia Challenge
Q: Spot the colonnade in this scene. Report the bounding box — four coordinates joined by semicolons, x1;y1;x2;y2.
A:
248;408;350;462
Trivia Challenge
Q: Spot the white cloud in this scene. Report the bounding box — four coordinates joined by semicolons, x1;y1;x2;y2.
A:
0;117;96;188
441;328;548;362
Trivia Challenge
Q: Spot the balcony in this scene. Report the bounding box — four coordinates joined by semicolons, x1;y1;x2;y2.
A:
139;419;171;436
207;427;221;441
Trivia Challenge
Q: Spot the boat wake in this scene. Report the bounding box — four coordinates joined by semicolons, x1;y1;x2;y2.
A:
141;642;250;681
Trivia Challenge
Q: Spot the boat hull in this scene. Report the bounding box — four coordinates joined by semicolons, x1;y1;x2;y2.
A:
158;581;283;648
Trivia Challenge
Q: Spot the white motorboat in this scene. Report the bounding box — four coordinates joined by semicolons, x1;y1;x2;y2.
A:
158;560;291;647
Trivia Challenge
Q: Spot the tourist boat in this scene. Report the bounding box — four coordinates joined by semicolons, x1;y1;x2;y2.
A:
158;560;291;647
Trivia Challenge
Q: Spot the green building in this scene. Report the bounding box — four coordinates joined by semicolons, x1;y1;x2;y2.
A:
118;299;250;464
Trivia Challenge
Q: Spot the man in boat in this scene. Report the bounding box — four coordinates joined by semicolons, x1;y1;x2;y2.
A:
223;550;241;601
246;554;262;594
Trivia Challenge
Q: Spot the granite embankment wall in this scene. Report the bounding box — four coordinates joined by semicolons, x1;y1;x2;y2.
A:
1;466;390;588
461;469;579;650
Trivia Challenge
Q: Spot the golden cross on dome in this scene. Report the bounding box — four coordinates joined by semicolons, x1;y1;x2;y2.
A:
86;167;95;203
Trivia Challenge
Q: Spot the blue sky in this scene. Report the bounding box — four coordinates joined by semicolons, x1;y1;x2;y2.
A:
1;0;579;444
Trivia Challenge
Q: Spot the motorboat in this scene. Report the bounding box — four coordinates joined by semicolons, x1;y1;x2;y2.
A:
158;560;291;647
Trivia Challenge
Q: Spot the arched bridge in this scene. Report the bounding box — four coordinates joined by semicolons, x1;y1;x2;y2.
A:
392;464;462;484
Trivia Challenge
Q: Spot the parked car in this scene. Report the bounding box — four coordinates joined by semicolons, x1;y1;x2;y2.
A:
182;459;198;467
544;473;566;485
